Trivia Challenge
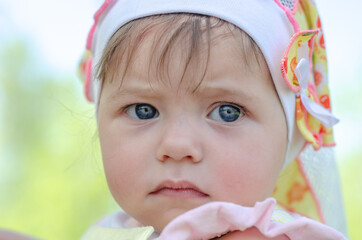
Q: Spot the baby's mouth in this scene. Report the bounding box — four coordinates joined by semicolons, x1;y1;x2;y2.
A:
150;180;209;198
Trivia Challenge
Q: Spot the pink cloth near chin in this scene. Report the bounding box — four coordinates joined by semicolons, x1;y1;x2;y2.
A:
85;197;347;240
159;198;347;240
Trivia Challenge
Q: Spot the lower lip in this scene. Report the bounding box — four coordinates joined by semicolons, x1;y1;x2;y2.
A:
151;188;209;198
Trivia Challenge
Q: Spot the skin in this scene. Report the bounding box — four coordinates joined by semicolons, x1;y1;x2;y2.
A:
97;25;288;238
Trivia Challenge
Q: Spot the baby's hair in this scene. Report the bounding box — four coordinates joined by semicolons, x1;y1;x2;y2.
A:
96;13;264;94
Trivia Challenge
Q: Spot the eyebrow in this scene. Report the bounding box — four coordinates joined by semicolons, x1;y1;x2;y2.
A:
107;83;159;102
194;84;254;101
106;79;255;102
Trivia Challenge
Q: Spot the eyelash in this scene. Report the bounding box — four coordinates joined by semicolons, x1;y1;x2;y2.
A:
211;102;247;114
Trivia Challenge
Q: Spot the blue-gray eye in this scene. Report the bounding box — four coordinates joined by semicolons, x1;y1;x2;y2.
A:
209;104;242;122
126;104;158;120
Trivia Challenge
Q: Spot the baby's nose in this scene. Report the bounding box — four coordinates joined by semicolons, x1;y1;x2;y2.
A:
156;118;203;163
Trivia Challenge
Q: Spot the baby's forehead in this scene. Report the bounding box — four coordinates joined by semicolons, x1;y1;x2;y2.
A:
128;14;261;60
101;14;265;90
104;26;274;101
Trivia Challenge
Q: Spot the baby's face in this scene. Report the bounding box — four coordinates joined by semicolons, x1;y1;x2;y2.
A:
97;27;287;233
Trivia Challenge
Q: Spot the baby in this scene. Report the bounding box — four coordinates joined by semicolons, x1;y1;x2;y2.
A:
79;0;347;239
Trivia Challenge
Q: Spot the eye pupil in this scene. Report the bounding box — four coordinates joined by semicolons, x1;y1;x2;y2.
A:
135;104;157;119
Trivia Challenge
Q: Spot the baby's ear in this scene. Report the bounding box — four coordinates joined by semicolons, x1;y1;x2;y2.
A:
0;230;39;240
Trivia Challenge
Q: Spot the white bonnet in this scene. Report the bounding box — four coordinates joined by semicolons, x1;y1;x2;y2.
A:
80;0;338;167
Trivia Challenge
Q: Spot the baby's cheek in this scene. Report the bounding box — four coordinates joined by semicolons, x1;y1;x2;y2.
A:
104;160;131;199
212;158;274;206
102;146;143;196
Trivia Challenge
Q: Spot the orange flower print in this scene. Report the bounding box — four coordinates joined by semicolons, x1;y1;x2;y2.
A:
308;38;314;50
319;125;327;135
290;57;298;85
314;71;323;86
296;100;304;120
297;40;303;47
319;34;325;49
273;186;278;195
283;57;288;74
317;16;322;29
287;182;309;205
320;95;330;109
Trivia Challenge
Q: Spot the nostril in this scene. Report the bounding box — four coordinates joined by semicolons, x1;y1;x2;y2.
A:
185;155;194;161
157;154;201;163
162;155;169;162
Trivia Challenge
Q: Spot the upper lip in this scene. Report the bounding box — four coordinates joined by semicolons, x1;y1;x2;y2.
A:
150;180;208;196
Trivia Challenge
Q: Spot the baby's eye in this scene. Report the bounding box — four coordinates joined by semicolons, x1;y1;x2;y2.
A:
126;103;159;120
208;104;244;122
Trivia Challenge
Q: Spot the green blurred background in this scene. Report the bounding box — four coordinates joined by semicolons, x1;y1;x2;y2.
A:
0;0;361;239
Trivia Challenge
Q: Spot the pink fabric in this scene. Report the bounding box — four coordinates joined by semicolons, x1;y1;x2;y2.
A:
86;0;116;50
273;0;300;32
159;198;347;240
84;56;93;102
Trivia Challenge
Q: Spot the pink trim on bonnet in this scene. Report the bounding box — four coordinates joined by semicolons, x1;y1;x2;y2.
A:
86;0;117;50
296;153;326;223
85;56;93;102
84;0;117;102
273;0;300;32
